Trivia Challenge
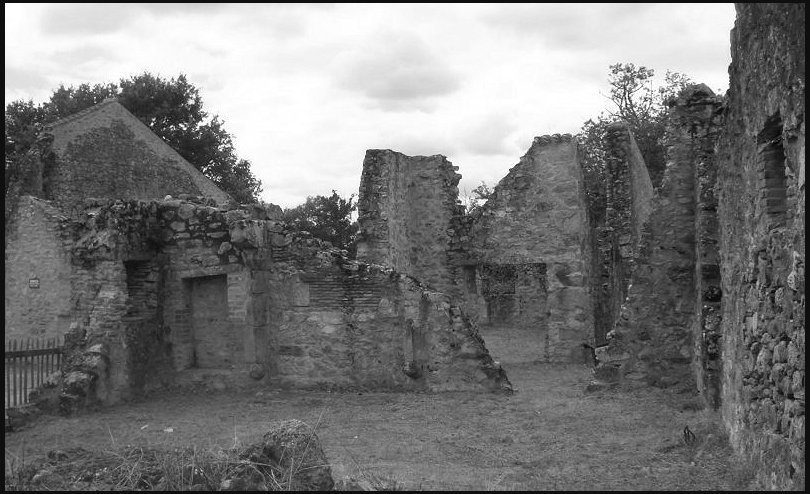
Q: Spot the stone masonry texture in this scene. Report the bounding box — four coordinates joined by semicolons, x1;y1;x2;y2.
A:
716;4;805;489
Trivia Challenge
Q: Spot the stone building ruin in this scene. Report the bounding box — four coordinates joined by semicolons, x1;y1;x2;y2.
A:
352;5;804;488
5;99;512;413
593;5;803;488
3;3;804;490
5;99;232;343
357;136;594;363
57;198;510;408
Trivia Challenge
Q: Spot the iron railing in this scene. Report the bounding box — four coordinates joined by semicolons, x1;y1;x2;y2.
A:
5;337;63;410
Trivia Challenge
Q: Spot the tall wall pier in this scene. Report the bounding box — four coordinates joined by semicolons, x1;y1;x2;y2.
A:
676;86;727;410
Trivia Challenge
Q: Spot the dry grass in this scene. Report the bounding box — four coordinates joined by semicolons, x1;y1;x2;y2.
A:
5;443;295;490
4;420;335;491
4;360;756;491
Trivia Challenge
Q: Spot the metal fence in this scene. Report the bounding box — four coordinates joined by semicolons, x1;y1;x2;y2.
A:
5;337;63;410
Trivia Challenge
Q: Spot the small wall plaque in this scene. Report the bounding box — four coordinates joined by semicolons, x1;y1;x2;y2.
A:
29;277;40;289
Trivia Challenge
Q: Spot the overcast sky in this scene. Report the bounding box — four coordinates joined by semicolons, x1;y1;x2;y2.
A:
5;3;736;208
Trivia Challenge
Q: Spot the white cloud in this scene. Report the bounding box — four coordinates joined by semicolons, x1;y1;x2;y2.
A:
5;66;52;99
333;31;461;111
5;3;737;208
457;113;518;156
40;3;142;35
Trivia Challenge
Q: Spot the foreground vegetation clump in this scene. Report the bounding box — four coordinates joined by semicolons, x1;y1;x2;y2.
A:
5;443;315;491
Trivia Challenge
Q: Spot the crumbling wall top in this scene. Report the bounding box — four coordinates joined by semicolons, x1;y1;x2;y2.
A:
532;133;574;146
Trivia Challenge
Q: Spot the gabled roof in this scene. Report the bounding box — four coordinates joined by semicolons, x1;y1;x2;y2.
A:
43;98;232;206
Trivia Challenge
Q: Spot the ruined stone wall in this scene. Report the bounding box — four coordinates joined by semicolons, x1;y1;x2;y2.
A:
356;150;464;297
122;258;171;394
60;199;171;407
150;203;251;373
269;259;510;392
471;135;593;362
592;123;655;345
4;196;73;341
62;198;274;403
667;86;726;410
56;198;510;407
716;4;805;489
62;259;134;408
354;137;596;363
596;88;722;391
604;122;655;247
41;99;230;214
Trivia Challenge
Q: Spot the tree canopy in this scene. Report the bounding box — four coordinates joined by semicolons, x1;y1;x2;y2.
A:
461;181;494;216
282;190;359;256
577;63;692;225
5;73;262;204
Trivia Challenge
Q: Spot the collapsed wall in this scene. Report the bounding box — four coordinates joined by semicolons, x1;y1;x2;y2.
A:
595;86;724;390
54;198;511;411
470;135;593;361
716;4;805;489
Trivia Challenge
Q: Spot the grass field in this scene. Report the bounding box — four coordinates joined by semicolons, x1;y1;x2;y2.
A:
4;331;756;490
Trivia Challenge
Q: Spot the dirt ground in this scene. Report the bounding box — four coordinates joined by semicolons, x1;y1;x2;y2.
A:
5;332;756;491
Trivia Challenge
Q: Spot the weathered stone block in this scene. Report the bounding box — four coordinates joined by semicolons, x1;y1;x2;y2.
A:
217;242;232;256
177;203;196;220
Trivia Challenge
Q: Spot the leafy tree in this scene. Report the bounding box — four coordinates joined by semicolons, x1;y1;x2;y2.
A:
603;64;692;188
45;82;118;119
577;63;692;225
461;181;494;216
578;117;610;226
4;73;262;204
283;190;359;255
5;99;52;228
5;100;46;191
